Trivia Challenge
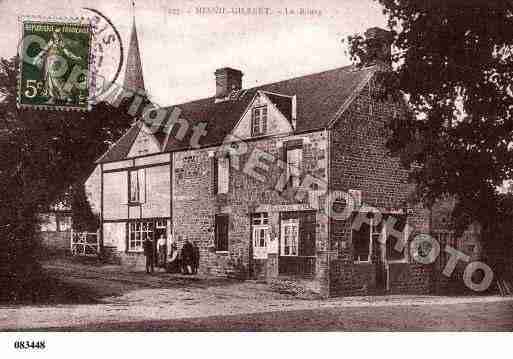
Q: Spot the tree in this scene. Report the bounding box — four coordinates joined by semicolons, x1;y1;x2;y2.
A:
347;1;513;282
71;183;99;232
0;56;134;301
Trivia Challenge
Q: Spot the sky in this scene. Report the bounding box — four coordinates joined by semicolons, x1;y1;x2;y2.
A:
0;0;387;106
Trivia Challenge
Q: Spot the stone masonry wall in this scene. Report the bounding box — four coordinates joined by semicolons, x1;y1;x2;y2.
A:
172;131;330;280
328;79;433;296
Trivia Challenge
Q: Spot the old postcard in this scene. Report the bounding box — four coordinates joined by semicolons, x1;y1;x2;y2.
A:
0;0;512;356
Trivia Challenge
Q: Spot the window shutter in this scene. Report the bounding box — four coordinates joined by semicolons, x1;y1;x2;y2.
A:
139;169;146;203
221;215;229;251
215;214;229;251
125;222;129;253
129;170;139;203
212;157;218;195
251;108;259;136
262;107;267;134
214;216;218;249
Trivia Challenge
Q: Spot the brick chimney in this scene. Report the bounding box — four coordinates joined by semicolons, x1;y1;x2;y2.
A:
364;27;393;70
215;67;243;100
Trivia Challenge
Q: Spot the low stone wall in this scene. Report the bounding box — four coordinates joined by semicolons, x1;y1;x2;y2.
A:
329;260;434;296
330;261;377;296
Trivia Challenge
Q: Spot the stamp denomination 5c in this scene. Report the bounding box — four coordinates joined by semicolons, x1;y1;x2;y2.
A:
17;17;93;111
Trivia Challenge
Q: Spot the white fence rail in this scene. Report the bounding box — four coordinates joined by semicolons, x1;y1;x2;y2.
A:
71;230;100;257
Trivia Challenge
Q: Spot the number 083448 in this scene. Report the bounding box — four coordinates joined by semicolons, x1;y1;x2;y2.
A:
14;340;46;350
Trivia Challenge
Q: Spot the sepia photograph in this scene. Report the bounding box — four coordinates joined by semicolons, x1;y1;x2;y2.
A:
0;0;512;355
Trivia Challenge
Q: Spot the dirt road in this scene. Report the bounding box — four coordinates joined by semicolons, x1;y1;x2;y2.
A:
2;260;512;331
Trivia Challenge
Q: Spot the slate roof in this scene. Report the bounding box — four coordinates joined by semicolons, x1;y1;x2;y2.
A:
265;92;293;122
96;64;376;163
124;19;146;93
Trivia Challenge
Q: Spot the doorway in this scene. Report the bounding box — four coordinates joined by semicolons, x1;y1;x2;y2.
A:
251;213;270;278
372;213;408;293
278;211;316;277
154;219;168;268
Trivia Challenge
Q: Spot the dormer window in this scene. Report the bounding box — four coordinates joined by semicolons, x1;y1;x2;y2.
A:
251;106;268;136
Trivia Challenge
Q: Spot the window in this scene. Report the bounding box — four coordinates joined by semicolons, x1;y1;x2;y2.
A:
352;213;381;263
252;212;269;226
129;220;153;252
281;218;299;256
251;106;268;136
286;148;302;188
129;168;146;204
348;189;362;209
218;156;229;194
351;212;408;263
285;141;303;188
155;219;167;241
255;227;267;248
215;214;229;252
213;156;230;194
253;227;270;259
155;219;167;229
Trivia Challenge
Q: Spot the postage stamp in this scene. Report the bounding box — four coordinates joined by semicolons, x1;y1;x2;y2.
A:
17;17;93;111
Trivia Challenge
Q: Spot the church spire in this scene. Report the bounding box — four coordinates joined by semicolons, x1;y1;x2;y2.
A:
123;1;145;93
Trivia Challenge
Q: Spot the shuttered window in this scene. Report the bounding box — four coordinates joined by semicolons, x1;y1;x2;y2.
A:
218;156;229;194
213;156;229;194
215;214;229;252
212;157;218;194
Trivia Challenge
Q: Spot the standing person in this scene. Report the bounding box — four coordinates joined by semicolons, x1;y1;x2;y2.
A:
143;237;154;274
166;242;180;273
157;234;167;269
182;238;194;275
192;241;200;274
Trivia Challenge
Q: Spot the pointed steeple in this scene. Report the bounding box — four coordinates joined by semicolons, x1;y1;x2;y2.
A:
123;1;145;93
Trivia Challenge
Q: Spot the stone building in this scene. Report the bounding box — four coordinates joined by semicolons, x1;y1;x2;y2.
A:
86;23;440;297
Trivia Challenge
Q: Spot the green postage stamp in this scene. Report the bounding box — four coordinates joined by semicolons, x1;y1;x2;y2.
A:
18;17;93;111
